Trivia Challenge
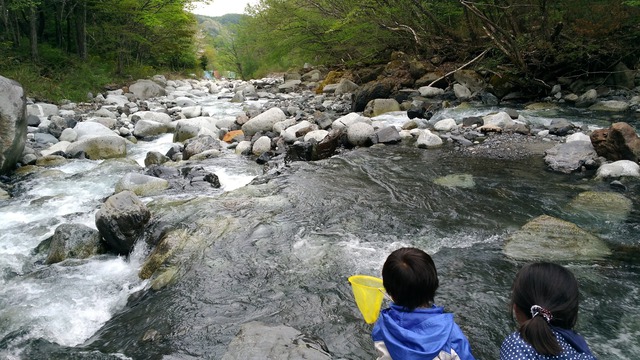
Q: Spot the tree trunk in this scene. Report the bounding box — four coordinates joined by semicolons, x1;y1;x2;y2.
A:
0;0;8;40
29;6;38;61
75;1;87;59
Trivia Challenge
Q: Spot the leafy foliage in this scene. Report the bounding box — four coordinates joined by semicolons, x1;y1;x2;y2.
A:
221;0;640;84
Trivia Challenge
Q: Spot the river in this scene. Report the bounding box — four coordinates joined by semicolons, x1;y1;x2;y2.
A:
0;95;638;359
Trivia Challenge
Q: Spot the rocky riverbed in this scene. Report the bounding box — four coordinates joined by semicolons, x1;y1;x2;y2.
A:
1;62;640;357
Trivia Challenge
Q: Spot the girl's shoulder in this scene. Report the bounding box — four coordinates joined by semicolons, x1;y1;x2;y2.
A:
500;331;597;360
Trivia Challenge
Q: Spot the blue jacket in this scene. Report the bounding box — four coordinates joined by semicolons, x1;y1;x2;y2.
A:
371;303;476;360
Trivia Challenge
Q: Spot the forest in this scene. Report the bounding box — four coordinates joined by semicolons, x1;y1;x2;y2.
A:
1;0;639;101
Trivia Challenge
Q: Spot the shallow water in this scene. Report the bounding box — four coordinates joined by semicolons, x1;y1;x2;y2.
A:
1;99;639;359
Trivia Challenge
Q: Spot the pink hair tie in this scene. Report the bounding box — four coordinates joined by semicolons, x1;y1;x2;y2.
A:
530;305;553;323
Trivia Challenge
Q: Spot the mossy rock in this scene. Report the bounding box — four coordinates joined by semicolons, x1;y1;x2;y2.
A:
566;191;633;223
504;215;612;261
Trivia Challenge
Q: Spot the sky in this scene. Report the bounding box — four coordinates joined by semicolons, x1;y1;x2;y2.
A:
190;0;260;17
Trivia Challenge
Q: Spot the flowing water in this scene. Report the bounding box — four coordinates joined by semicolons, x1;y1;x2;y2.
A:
0;97;639;359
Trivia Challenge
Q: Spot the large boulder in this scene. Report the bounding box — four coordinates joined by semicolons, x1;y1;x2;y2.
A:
115;172;170;196
590;122;640;162
595;160;640;179
566;191;633;223
503;215;612;261
66;135;127;160
95;190;151;255
241;107;286;136
363;98;401;117
129;79;166;100
45;223;106;264
352;79;395;112
221;322;331;360
0;76;27;174
544;141;599;173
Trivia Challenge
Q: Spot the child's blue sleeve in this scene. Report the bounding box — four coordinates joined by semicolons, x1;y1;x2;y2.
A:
451;323;476;360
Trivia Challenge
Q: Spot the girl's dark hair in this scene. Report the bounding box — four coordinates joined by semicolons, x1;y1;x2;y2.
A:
382;247;439;310
511;262;580;356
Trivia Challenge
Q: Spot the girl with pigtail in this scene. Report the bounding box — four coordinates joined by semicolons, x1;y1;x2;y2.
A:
500;262;597;360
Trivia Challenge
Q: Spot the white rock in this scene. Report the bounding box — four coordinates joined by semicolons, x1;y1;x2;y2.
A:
596;160;640;179
252;136;272;156
434;118;457;132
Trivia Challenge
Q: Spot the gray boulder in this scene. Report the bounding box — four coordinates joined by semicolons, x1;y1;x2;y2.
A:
241;107;286;136
133;120;169;138
0;76;27;174
363;98;401;117
347;122;375;147
131;111;172;124
252;136;272;156
115;172;170;196
221;322;331;360
45;223;105;264
416;129;443;148
334;78;359;95
95;190;151;255
183;135;221;160
66;135;127;160
595;160;640;179
544;141;599;173
503;215;611;261
129;80;166;100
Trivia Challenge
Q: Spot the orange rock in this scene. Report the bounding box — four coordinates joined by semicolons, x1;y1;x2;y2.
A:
223;130;244;143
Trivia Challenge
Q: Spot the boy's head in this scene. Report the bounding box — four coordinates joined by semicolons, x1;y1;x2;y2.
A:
382;247;439;310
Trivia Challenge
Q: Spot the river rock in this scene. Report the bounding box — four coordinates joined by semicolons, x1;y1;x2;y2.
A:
434;118;458;132
590;122;640;162
45;223;105;264
418;86;445;97
372;126;401;144
129;79;166;100
145;151;170;167
66;135;127;160
183;135;221;160
334;78;359;95
115;172;169;196
252;136;272;156
416;129;443;148
59;128;78;142
74;121;118;138
304;130;329;143
95;190;151;255
566;191;633;223
332;112;371;131
481;112;514;130
595;160;640;179
221;321;331;360
364;98;401;117
282;121;313;143
131;111;172;124
544;141;599;173
133;120;169;138
589;100;630;112
352;80;395;112
242;107;286;136
575;89;598;108
347;122;374;147
139;229;190;280
453;83;472;100
0;76;27;174
503;215;612;261
454;69;485;93
181;106;202;118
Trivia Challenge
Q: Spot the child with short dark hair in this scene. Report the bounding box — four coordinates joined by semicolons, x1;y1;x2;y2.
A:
500;262;597;359
371;247;475;360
